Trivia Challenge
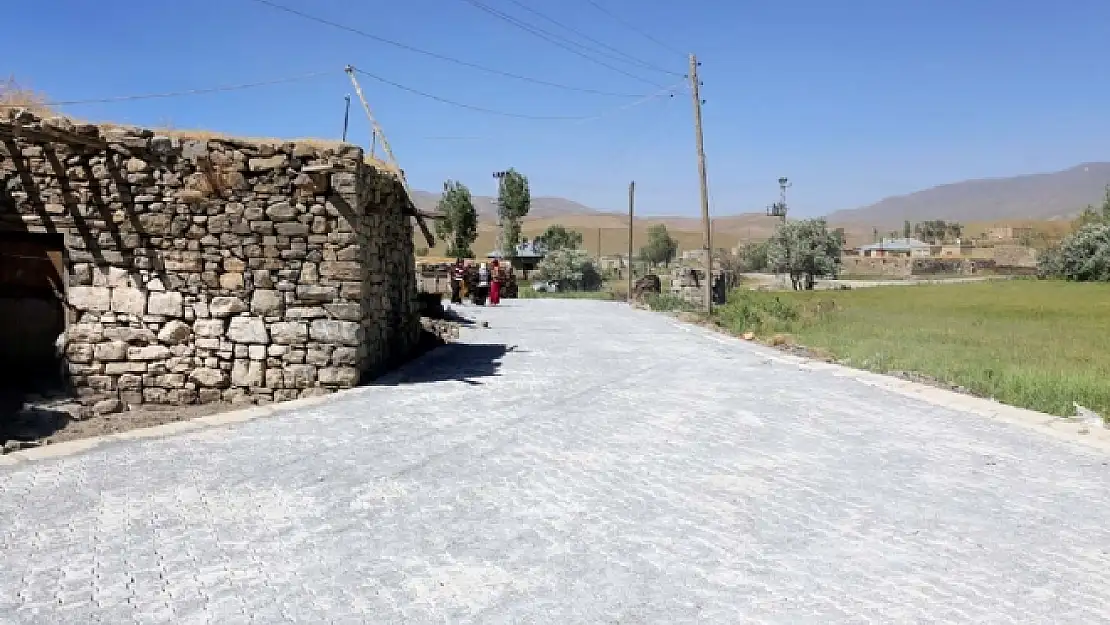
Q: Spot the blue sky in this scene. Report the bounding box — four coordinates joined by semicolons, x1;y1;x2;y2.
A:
4;0;1110;217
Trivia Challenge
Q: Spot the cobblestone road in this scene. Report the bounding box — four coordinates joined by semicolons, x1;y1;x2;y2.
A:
2;300;1109;624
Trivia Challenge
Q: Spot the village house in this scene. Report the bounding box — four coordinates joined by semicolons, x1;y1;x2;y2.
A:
0;110;429;417
855;237;932;258
487;240;546;275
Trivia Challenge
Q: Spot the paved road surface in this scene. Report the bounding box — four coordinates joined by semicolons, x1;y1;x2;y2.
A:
2;300;1109;624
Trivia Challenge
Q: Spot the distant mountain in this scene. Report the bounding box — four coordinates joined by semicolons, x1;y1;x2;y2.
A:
409;189;614;220
826;162;1110;227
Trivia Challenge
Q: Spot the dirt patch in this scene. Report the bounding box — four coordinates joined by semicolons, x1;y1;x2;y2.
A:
1;397;241;454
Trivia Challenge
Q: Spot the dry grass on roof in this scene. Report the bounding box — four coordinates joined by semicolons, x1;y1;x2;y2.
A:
1;77;357;151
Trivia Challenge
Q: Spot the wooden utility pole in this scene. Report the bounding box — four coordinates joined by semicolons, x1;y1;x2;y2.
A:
597;227;602;259
627;180;635;302
689;54;712;313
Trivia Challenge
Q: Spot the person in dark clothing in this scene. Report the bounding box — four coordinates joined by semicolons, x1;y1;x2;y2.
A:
450;258;465;304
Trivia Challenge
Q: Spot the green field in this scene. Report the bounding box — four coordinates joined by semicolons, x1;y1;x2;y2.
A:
516;282;623;300
704;280;1110;418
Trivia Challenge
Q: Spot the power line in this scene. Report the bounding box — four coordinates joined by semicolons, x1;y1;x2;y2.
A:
500;0;683;77
582;0;685;57
458;0;666;88
0;72;333;108
245;0;648;98
350;66;679;121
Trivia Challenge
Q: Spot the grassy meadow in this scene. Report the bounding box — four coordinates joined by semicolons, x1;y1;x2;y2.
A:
702;280;1110;418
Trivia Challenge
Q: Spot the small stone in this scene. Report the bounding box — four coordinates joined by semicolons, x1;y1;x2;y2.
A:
270;322;308;345
332;347;359;366
227;317;269;344
209;296;248;317
265;201;298;221
310;320;360;346
193;319;225;337
295;285;337;303
158;320;193;344
189;367;229;388
318;366;360;386
148;292;184;317
125;157;149;173
319;261;362;281
282;364;317;389
93;341;129;362
251;290;284;316
92;398;123;415
128;345;172;361
285;306;327;319
110;287;146;315
323;303;362;321
219;273;245;290
249;154;288;171
231;359;265;387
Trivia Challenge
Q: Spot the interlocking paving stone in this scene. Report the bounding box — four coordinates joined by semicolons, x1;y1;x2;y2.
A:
1;299;1108;624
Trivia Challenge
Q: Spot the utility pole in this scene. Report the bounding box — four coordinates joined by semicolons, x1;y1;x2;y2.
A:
341;95;351;143
597;228;602;260
627;181;635;302
689;53;712;313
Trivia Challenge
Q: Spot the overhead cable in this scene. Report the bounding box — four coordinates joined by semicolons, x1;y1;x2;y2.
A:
246;0;649;98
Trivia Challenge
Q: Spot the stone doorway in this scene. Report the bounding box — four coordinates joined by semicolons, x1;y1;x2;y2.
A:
0;231;67;392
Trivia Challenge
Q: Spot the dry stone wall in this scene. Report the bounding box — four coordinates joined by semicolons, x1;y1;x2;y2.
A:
0;111;420;415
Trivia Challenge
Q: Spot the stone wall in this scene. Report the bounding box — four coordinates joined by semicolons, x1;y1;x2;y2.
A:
0;111;420;415
839;256;914;277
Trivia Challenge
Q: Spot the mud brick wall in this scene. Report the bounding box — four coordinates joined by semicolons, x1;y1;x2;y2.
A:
0;112;420;414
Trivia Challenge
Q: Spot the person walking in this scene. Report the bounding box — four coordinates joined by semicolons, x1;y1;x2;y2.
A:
489;259;502;306
449;258;465;305
475;262;491;305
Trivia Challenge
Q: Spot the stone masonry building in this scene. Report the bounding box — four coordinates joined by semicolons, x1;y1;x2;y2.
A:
0;110;426;415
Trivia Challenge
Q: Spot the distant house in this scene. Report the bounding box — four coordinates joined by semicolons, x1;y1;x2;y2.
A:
856;238;931;258
487;240;547;274
986;226;1034;241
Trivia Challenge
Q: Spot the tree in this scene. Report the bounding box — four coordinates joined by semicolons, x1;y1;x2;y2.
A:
733;240;769;271
536;224;583;252
535;248;603;291
766;218;843;290
903;220;912;239
1038;223;1110;281
913;219;961;244
496;169;531;259
1073;186;1110;229
640;224;678;267
433;180;478;258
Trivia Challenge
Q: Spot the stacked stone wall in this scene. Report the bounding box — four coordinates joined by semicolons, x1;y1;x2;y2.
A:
0;111;419;415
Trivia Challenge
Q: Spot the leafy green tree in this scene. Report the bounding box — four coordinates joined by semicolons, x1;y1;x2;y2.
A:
535;248;603;291
913;219;961;244
1073;186;1110;229
1039;222;1110;281
536;224;583;252
496;169;531;259
733;240;769;271
640;224;678;267
767;218;843;290
434;180;478;258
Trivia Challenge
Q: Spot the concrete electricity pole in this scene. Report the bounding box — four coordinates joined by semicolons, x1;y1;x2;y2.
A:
627;180;635;302
689;53;712;313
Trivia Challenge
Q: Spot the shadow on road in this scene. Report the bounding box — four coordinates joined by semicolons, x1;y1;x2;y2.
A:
375;343;514;386
0;389;75;445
